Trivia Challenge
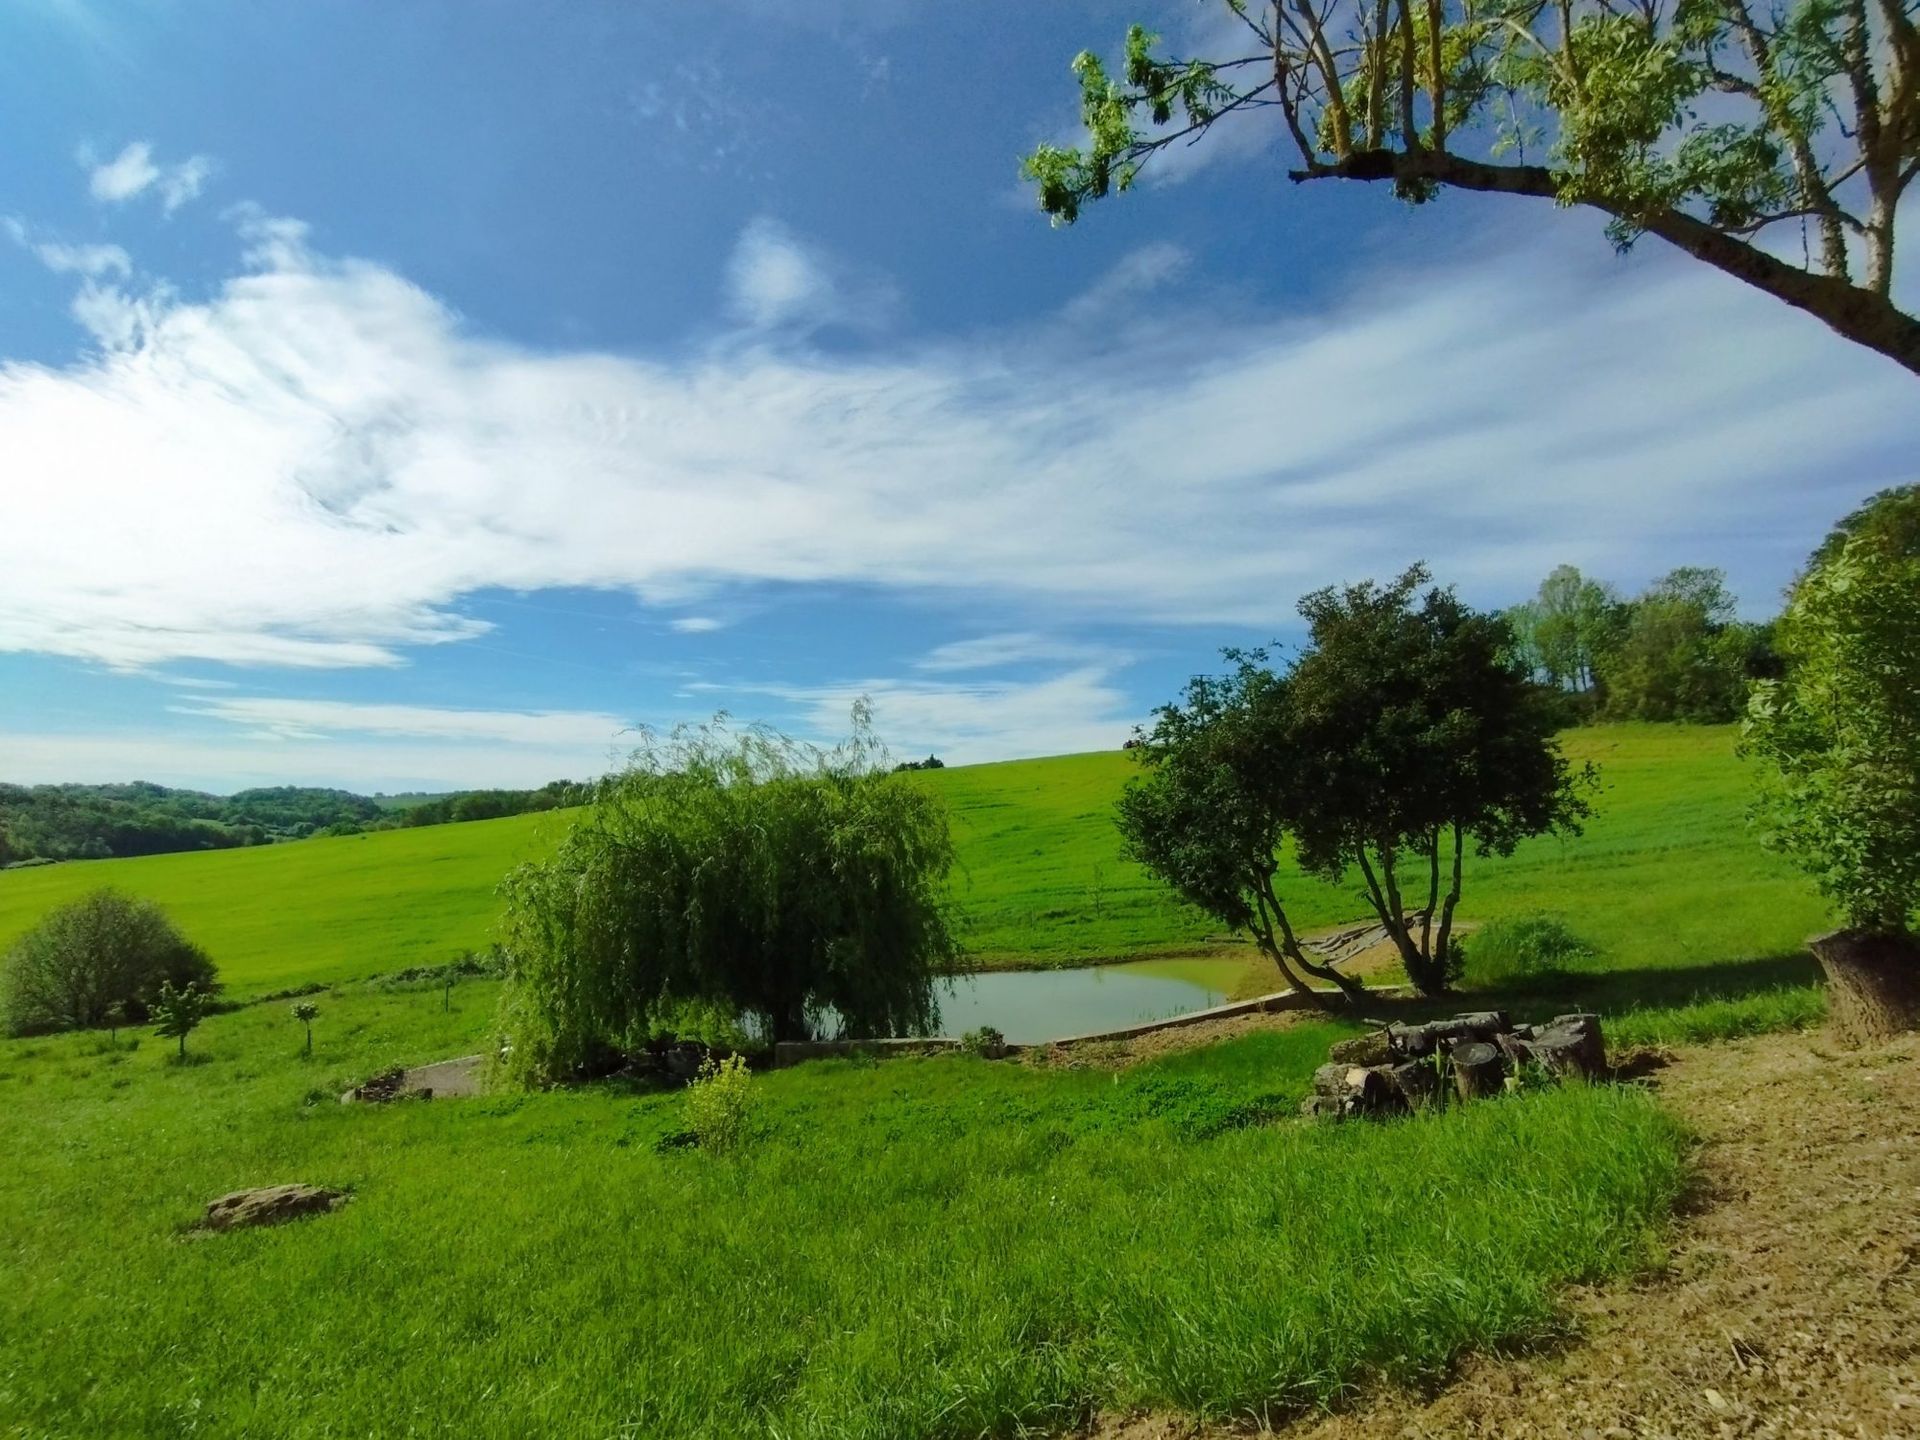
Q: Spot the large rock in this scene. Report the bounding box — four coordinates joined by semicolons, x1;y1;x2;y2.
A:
201;1184;347;1232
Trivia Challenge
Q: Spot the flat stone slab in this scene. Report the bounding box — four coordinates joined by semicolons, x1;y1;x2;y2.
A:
201;1184;347;1232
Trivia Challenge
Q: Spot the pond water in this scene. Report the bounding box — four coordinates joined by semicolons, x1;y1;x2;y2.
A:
933;957;1250;1045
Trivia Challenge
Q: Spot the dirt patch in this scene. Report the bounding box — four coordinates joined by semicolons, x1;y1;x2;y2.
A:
1020;1008;1327;1068
1087;1029;1920;1437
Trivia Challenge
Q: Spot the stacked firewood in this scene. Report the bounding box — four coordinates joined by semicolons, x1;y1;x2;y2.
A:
1301;1010;1605;1120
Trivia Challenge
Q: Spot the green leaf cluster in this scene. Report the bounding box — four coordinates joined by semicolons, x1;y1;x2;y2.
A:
1745;487;1920;934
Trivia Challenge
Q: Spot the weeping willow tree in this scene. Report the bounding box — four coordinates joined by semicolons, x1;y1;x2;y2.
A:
496;707;960;1083
1025;1;1920;376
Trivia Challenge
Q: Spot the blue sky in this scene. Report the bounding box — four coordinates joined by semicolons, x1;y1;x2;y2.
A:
2;0;1915;793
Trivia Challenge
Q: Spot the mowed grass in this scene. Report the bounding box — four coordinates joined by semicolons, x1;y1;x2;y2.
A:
0;812;564;994
0;981;1685;1439
0;724;1834;1001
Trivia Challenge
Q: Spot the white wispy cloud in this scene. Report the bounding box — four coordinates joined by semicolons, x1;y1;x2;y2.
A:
916;633;1119;673
725;216;898;332
1059;242;1191;325
0;728;610;792
0;207;1912;679
174;696;632;748
5;219;132;279
84;141;213;212
760;666;1136;764
669;615;728;634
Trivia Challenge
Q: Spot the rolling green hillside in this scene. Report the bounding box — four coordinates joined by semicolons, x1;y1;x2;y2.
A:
0;724;1832;997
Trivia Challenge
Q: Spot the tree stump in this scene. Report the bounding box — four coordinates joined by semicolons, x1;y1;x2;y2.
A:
1810;929;1920;1046
1529;1014;1605;1079
1451;1041;1506;1102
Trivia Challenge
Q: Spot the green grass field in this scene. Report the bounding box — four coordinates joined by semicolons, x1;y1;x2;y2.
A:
0;721;1840;1437
0;724;1835;1005
0;979;1685;1439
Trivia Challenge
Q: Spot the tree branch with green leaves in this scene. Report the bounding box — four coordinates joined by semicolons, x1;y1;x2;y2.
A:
1025;0;1920;376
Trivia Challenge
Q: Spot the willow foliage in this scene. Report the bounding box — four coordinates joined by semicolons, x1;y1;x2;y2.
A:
497;711;960;1082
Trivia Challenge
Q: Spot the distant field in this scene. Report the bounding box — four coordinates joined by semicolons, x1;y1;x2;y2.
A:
0;725;1833;998
0;813;558;995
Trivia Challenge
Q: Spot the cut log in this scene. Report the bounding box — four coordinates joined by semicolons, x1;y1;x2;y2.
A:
1451;1040;1507;1102
1809;929;1920;1047
1449;1011;1512;1040
1530;1014;1606;1080
1385;1058;1442;1110
1328;1030;1394;1067
1307;1061;1406;1117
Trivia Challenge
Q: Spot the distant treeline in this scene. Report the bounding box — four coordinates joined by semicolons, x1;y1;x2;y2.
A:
1505;564;1780;724
0;779;586;866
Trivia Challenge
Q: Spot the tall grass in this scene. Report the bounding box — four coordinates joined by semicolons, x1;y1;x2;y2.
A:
0;985;1685;1439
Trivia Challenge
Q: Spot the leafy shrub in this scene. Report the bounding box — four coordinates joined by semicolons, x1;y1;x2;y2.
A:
1458;913;1596;986
1;889;217;1037
1745;486;1920;935
684;1053;753;1152
957;1025;1005;1057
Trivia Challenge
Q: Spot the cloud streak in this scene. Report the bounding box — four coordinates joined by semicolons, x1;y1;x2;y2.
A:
1;207;1913;677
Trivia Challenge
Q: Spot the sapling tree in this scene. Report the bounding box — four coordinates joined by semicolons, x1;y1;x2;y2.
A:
1744;486;1920;1042
292;1000;319;1056
1026;3;1920;377
151;981;209;1061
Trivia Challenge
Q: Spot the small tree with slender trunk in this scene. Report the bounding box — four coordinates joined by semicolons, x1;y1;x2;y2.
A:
292;1000;319;1056
1744;486;1920;1043
151;981;209;1062
1282;565;1594;995
1118;654;1371;1007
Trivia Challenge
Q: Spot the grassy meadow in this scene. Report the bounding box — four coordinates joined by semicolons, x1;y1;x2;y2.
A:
0;978;1685;1439
0;720;1839;1437
0;725;1835;1003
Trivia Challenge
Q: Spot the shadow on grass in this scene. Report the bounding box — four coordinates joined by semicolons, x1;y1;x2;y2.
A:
1348;950;1822;1027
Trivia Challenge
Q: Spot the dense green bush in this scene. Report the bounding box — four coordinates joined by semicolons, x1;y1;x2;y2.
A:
1745;486;1920;934
1;889;218;1036
497;711;961;1082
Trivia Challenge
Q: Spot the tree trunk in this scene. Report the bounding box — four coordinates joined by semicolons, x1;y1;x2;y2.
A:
1809;928;1920;1046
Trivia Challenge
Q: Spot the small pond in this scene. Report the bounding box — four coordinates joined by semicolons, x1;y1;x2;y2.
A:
934;957;1250;1045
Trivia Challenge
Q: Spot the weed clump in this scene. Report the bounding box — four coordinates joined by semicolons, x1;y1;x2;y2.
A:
684;1053;753;1152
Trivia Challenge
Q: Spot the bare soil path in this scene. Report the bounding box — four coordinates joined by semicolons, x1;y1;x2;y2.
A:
1094;1029;1920;1439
